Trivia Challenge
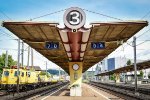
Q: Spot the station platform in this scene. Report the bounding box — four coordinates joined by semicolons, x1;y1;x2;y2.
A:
35;83;123;100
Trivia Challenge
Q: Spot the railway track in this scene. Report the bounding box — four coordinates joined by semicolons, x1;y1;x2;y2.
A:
89;81;150;100
0;81;69;100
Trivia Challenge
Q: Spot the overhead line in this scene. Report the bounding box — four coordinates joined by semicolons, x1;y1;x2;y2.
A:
0;28;16;39
0;48;27;51
27;8;67;21
141;10;150;19
82;8;123;21
136;28;150;39
0;10;12;20
136;40;150;46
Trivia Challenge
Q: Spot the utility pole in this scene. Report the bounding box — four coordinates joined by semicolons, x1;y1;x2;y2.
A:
17;39;20;93
5;50;8;67
27;46;30;69
31;48;33;70
59;67;60;81
46;61;47;76
133;37;137;93
21;42;24;67
92;66;94;80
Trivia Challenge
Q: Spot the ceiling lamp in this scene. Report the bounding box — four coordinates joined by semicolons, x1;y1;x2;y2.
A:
67;53;71;57
82;30;91;42
80;53;84;57
80;58;83;60
64;44;70;51
69;58;72;61
59;30;68;42
81;44;87;51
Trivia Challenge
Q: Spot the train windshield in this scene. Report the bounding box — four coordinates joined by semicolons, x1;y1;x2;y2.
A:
4;71;9;76
14;71;20;76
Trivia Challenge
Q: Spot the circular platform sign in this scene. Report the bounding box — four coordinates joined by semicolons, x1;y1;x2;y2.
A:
63;7;86;29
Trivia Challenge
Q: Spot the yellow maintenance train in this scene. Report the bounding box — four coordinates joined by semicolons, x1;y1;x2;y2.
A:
0;66;59;91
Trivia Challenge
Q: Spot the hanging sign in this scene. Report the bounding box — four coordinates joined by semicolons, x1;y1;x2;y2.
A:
45;42;59;49
63;7;86;29
91;42;105;49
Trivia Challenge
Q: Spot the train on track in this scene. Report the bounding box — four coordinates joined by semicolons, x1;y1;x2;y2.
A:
0;66;62;91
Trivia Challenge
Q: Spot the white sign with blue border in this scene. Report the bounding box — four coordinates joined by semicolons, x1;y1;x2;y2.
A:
91;42;105;49
45;42;59;49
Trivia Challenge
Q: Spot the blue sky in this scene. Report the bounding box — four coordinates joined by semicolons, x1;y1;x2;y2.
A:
0;0;150;70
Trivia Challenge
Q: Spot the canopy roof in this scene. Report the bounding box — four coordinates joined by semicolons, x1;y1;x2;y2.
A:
95;60;150;76
3;21;148;74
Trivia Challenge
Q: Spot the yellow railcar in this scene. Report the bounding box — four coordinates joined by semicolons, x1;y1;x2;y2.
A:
1;68;27;90
0;66;59;91
26;71;38;84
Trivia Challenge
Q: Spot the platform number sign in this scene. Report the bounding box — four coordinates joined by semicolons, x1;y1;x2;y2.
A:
91;42;105;49
45;42;59;49
63;7;86;29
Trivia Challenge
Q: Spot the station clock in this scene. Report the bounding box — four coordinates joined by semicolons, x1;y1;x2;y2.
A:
72;64;79;71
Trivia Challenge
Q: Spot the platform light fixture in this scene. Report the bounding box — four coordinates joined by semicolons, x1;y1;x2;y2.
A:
80;58;83;61
80;53;84;57
59;31;69;42
64;44;70;51
67;53;71;57
81;44;87;51
82;30;90;42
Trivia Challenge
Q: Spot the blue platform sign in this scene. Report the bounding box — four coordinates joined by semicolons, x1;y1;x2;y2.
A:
45;42;59;49
91;42;105;49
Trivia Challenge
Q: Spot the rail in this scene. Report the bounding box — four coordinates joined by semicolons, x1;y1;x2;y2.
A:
1;81;69;100
89;81;150;100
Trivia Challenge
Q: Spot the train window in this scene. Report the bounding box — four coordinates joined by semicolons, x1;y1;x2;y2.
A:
14;71;20;76
27;72;31;77
4;71;9;76
21;72;24;77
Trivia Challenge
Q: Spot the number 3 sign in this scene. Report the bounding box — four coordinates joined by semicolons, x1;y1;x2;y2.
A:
63;7;86;29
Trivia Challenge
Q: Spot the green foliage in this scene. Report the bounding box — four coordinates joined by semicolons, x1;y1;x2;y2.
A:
110;74;115;80
127;59;132;65
139;70;144;77
39;71;51;77
0;53;17;67
0;53;17;78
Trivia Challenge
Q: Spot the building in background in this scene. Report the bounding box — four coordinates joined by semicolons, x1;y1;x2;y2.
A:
99;57;127;73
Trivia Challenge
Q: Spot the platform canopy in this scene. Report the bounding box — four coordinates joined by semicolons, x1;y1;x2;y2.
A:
3;21;148;74
95;60;150;76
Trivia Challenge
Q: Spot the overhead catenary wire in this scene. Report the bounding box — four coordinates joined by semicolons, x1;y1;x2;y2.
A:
0;48;27;51
141;10;150;19
0;28;16;39
136;40;150;46
136;28;150;39
82;8;123;21
0;10;12;20
27;8;67;21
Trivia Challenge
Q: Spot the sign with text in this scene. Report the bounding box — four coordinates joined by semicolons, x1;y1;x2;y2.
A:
91;42;105;49
63;7;86;29
45;42;59;49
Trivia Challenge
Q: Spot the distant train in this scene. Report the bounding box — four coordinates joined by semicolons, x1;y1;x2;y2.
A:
0;66;60;91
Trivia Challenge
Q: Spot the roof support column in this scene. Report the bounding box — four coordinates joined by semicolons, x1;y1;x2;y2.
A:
115;73;120;83
69;62;83;96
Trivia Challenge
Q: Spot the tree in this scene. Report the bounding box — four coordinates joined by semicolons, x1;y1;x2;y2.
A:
0;53;17;78
139;70;144;78
0;53;17;67
127;59;131;65
110;74;115;80
39;71;51;77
